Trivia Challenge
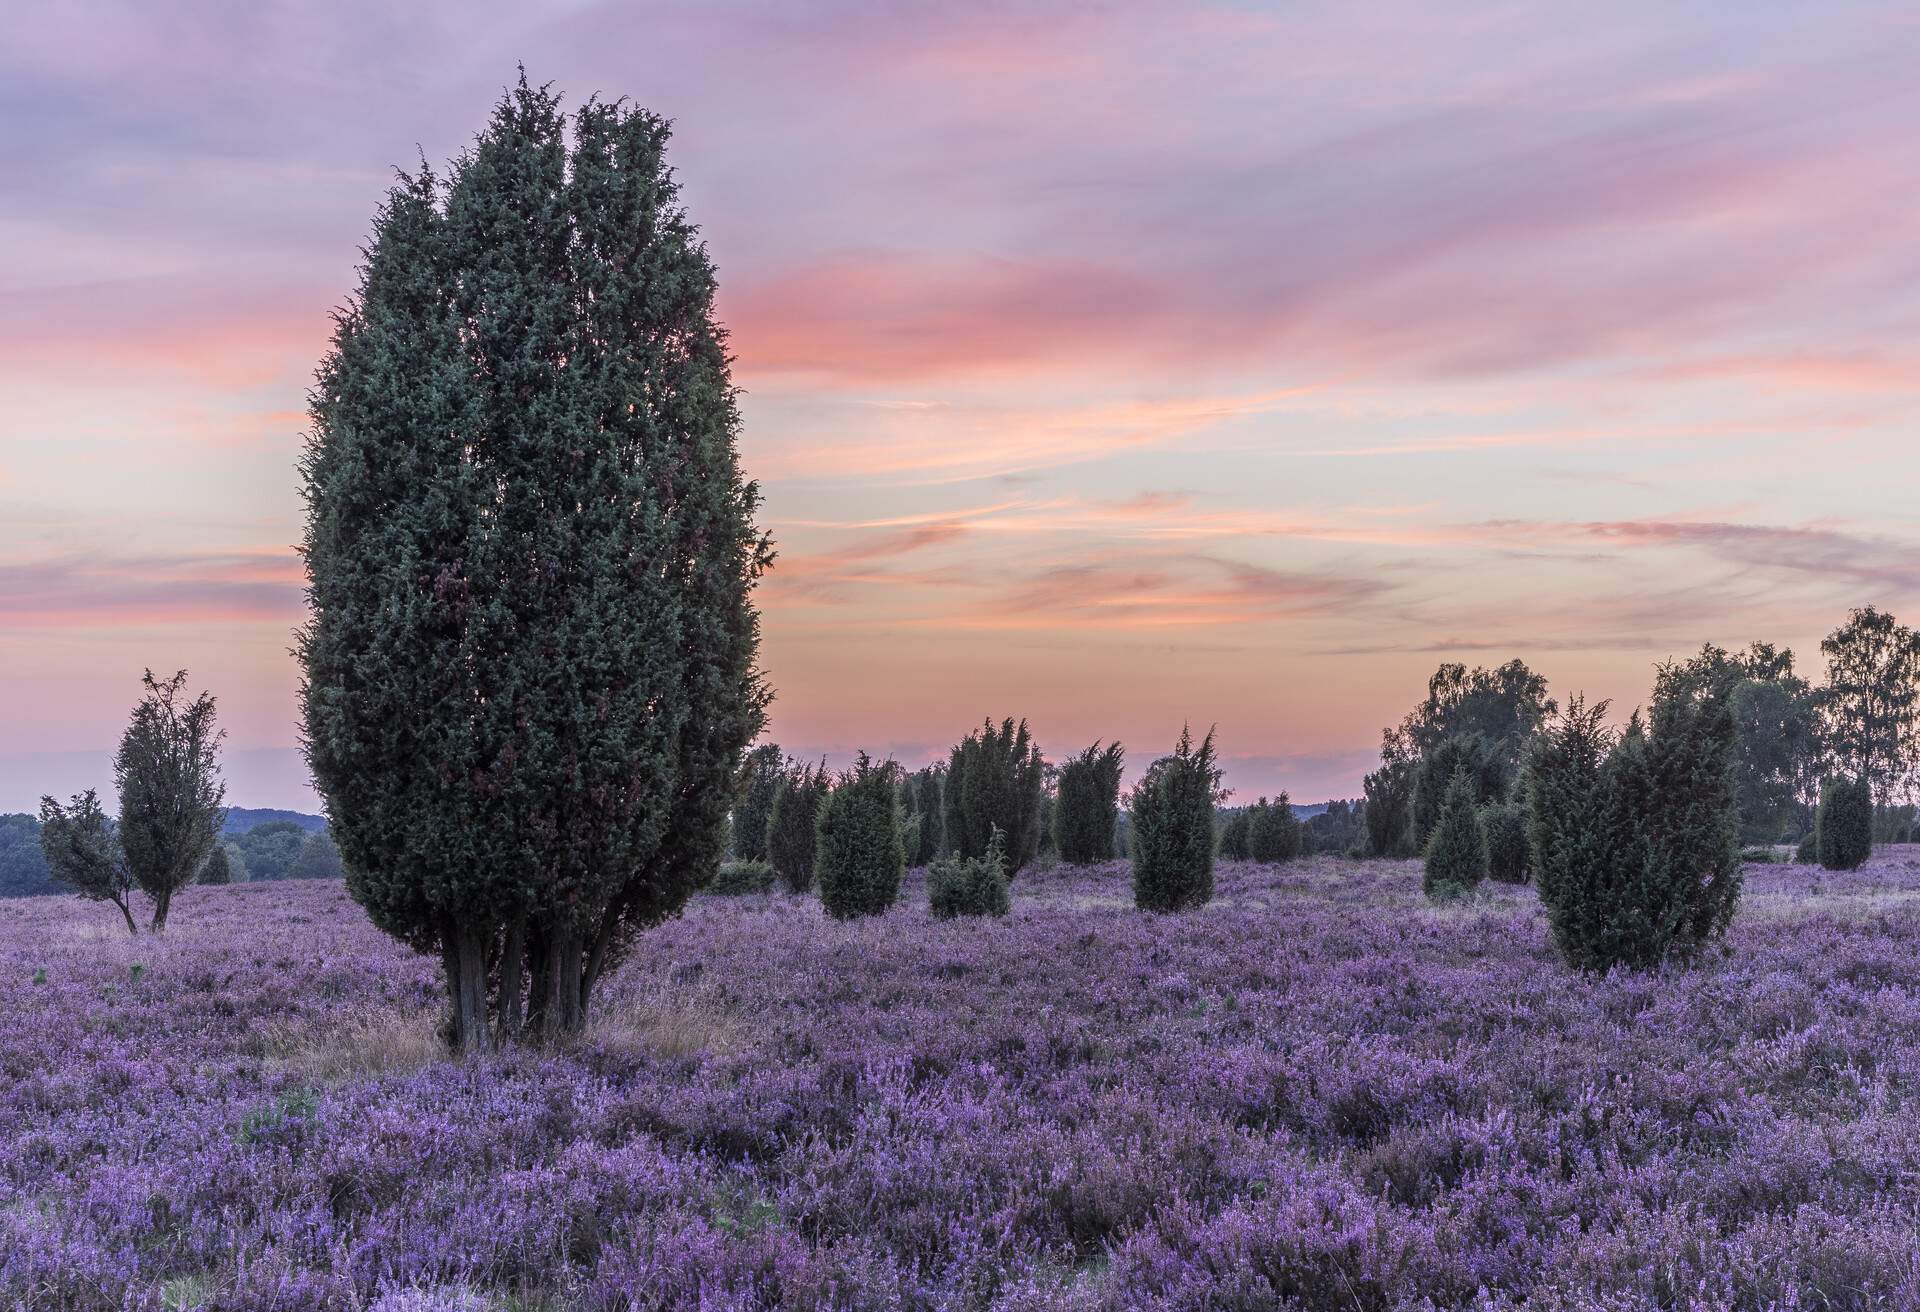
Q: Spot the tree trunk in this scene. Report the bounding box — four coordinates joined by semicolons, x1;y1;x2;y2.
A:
149;888;171;934
113;896;138;937
535;923;587;1037
444;921;492;1053
496;915;526;1042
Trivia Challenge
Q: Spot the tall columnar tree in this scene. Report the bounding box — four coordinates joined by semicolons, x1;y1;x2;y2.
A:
1054;741;1124;864
900;764;946;866
1130;727;1226;913
1423;770;1488;899
1819;608;1920;803
1246;794;1302;864
38;790;137;934
300;77;771;1049
767;759;827;893
733;743;785;863
815;754;905;919
1362;759;1417;857
944;718;1046;874
1527;688;1740;973
1816;776;1873;871
114;670;225;931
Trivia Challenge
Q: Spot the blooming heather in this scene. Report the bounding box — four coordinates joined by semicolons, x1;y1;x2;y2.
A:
2;855;1920;1308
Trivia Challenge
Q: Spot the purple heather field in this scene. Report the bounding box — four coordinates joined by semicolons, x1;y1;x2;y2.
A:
4;855;1920;1311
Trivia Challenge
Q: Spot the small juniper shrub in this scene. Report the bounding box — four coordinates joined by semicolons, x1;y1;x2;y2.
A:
1247;794;1302;864
1480;800;1530;884
199;844;233;886
1054;741;1125;864
1217;808;1251;860
815;754;905;920
1412;732;1503;849
766;759;827;893
1423;770;1488;899
1817;776;1872;871
928;826;1012;919
707;860;775;896
1131;726;1226;913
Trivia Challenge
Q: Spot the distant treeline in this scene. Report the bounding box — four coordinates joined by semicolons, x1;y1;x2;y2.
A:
1;808;336;898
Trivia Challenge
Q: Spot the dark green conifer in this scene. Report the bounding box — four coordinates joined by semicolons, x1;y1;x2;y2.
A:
944;718;1045;874
1054;741;1124;864
1247;793;1303;864
816;754;905;919
1423;770;1488;898
300;77;770;1048
767;759;828;893
1130;727;1225;913
1816;776;1872;871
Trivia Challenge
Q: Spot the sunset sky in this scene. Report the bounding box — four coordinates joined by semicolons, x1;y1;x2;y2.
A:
4;2;1919;811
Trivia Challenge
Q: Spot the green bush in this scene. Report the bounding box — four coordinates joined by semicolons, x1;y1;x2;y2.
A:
1793;831;1819;864
944;718;1046;874
767;760;827;893
732;743;784;863
1481;801;1530;884
1423;771;1488;899
1816;776;1872;871
1130;727;1224;913
900;765;945;867
1054;741;1125;864
1528;687;1740;973
1738;846;1778;865
1412;732;1504;849
816;754;905;920
1362;760;1417;857
199;844;233;886
1217;808;1251;860
707;859;776;895
1246;794;1302;864
928;827;1012;919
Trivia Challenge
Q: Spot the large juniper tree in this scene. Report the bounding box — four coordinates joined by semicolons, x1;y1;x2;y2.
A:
1053;741;1124;864
944;718;1046;874
300;76;771;1049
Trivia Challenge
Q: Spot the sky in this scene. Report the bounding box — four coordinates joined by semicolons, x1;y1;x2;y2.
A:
3;2;1919;812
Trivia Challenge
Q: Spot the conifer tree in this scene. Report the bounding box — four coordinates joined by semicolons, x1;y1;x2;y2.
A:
38;790;138;935
300;77;770;1048
733;744;784;863
1247;793;1303;863
767;759;828;893
114;670;225;931
1362;759;1417;857
1480;801;1530;884
816;754;905;919
1423;770;1487;898
1218;808;1251;860
199;844;233;886
1816;776;1873;871
1054;741;1124;864
900;765;946;866
944;718;1046;874
1130;727;1226;912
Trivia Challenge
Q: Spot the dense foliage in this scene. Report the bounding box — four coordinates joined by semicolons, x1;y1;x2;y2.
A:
732;744;784;864
1245;794;1302;864
0;813;59;898
1480;799;1531;884
766;760;827;894
286;831;344;881
230;821;312;882
113;669;225;931
1528;688;1741;972
1422;770;1488;898
1410;731;1505;848
899;765;946;867
1052;741;1124;864
1816;776;1873;871
198;844;232;886
706;859;776;896
1301;798;1365;856
1130;727;1224;913
299;78;769;1047
928;826;1012;919
815;755;905;920
944;718;1046;875
1819;607;1920;800
1362;759;1417;857
1216;807;1251;860
36;790;137;934
1658;642;1822;842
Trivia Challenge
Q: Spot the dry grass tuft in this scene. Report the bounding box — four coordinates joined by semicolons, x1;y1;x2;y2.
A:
586;990;746;1063
265;1007;446;1083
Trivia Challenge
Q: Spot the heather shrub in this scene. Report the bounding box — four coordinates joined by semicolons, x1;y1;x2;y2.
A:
928;827;1012;919
733;743;784;863
900;764;945;866
1131;727;1225;913
816;754;905;919
945;718;1046;874
1816;776;1872;871
1528;686;1740;972
707;859;776;896
1218;808;1251;860
1362;759;1416;857
1054;741;1124;864
1246;794;1302;864
767;760;827;893
1481;800;1530;883
1423;771;1488;898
